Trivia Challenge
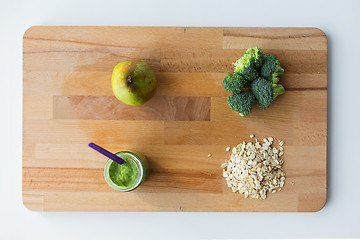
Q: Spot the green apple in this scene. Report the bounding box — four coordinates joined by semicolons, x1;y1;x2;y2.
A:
111;60;157;105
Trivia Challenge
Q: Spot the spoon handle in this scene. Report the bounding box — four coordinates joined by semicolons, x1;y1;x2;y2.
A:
88;142;126;165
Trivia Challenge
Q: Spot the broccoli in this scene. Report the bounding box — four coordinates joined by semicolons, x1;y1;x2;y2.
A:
251;78;285;109
227;92;256;116
245;47;264;68
233;47;264;73
260;54;284;84
237;65;259;81
222;48;285;116
223;72;249;93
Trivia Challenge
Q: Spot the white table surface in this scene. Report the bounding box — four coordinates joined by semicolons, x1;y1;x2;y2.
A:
1;0;360;239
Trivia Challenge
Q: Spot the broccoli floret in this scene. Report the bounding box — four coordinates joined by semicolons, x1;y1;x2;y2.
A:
223;72;249;93
227;92;256;116
251;78;285;109
237;65;259;81
233;47;264;73
245;47;264;68
260;54;284;84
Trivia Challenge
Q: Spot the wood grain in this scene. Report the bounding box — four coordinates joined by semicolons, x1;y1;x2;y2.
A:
23;71;326;97
53;95;210;121
223;27;327;50
24;26;224;49
211;90;327;122
160;48;326;74
164;121;326;146
23;27;327;212
24;119;164;145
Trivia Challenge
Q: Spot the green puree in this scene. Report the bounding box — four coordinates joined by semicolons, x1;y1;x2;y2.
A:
108;155;139;188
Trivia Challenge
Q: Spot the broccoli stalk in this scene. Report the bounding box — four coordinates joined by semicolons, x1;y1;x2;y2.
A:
227;92;256;116
251;78;285;110
272;83;285;98
260;54;284;84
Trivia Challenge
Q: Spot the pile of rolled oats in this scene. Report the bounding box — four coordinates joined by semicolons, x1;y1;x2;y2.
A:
221;134;285;200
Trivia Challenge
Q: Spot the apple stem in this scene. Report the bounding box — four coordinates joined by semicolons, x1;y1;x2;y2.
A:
127;76;133;83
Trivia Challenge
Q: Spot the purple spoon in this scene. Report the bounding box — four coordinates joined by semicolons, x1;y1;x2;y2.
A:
88;142;125;165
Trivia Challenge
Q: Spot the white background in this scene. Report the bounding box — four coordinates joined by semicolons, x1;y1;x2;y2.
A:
1;0;360;239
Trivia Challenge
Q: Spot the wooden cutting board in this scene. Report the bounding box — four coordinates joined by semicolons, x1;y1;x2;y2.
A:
23;26;327;212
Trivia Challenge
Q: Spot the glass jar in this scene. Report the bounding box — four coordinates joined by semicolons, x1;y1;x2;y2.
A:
104;151;149;192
